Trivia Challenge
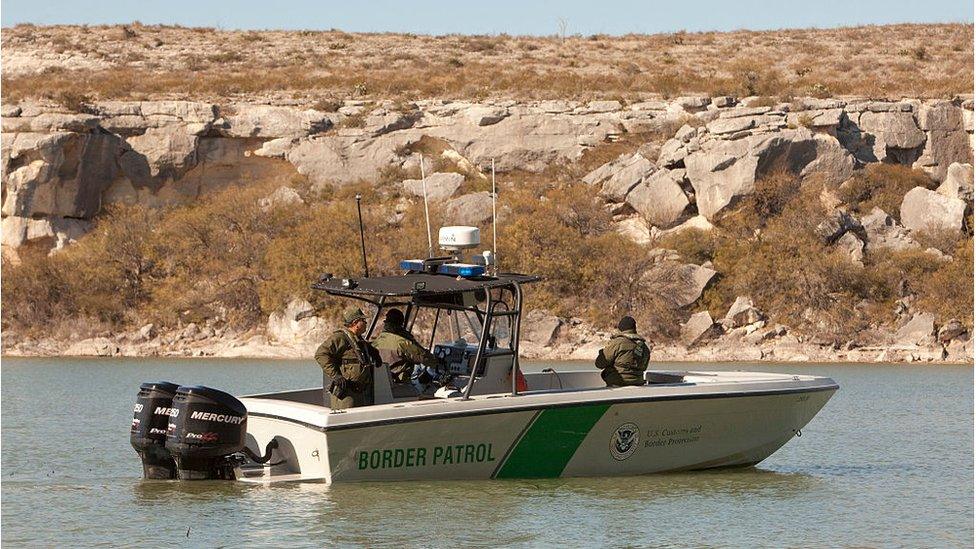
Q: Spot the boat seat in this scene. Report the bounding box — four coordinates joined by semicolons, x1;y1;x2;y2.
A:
644;370;687;384
391;381;420;398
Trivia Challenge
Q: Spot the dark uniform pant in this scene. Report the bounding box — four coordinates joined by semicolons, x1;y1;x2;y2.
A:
329;386;373;410
600;368;645;387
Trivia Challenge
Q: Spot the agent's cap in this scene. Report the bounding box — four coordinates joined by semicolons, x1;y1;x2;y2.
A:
343;307;367;325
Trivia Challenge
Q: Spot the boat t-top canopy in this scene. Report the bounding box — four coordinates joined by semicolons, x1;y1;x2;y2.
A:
312;269;540;400
313;271;540;299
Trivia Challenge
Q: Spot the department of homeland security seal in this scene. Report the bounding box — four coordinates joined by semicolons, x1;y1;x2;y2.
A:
610;423;639;460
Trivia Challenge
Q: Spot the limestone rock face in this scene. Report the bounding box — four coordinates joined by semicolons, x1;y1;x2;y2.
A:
402;172;464;201
917;101;963;131
857;111;926;162
724;296;764;328
1;215;91;249
860;207;918;250
681;311;715;347
521;309;562;347
625;169;689;228
251;137;297;159
646;263;716;308
613;216;652;246
835;232;865;264
659;215;714;237
914;128;972;181
123;125;199;181
584;153;654;202
895;312;936;346
429;111;620;173
286;134;405;186
2;132;121;219
685;129;853;219
584;100;622;113
1;96;972;259
937;162;974;201
802;133;855;183
464;106;509;126
219;105;333;138
900;187;966;232
786;108;844;129
259;186;304;210
442;192;494;225
267;298;329;344
815;209;861;244
937;318;967;344
945;336;974;362
65;337;120;357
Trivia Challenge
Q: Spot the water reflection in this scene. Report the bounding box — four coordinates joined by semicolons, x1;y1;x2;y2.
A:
131;477;255;503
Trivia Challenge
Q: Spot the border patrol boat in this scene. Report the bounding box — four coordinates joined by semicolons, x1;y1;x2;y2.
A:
129;226;838;484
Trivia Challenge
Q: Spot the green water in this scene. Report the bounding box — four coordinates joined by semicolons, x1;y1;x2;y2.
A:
1;358;972;548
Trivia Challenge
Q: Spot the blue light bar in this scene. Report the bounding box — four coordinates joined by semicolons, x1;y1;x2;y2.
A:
437;263;486;277
400;259;425;271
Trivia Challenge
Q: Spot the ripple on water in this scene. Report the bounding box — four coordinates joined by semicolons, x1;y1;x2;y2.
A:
0;358;972;547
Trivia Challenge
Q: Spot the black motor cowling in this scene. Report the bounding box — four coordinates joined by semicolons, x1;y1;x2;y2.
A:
130;381;181;479
165;385;247;480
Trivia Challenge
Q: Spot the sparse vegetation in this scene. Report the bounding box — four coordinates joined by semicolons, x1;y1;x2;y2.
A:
652;170;976;339
0;179;685;339
1;23;971;103
837;163;936;220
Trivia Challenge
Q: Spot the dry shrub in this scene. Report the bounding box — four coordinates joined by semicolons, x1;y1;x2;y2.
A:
837;163;935;219
548;185;612;237
697;173;870;338
259;199;433;319
145;185;299;327
498;183;683;336
744;96;777;107
916;239;974;326
1;205;158;330
52;90;93;113
656;228;718;265
1;247;77;329
717;170;804;236
865;240;974;327
912;228;966;254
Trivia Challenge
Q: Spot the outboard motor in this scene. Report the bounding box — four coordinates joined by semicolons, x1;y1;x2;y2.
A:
130;381;181;479
165;385;247;480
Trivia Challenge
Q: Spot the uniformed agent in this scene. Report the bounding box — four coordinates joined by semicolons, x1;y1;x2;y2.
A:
315;306;380;409
594;316;650;387
372;308;440;384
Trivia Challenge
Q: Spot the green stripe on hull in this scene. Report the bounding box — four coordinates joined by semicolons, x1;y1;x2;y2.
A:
495;404;610;478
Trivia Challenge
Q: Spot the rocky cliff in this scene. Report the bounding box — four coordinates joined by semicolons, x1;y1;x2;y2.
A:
2;91;973;362
3;94;972;252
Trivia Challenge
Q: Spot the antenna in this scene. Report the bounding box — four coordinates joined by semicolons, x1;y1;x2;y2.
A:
355;194;369;277
491;157;498;274
420;156;433;258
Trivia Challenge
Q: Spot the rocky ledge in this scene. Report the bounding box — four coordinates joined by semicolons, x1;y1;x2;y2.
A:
3;296;971;364
3;94;973;254
2;94;973;363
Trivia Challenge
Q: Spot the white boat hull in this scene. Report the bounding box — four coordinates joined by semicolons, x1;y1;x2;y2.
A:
238;371;837;483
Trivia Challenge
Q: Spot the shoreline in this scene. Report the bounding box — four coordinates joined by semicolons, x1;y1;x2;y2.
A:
3;332;971;365
3;354;972;366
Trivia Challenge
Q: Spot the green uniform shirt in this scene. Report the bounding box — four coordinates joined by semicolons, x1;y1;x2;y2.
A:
315;328;374;387
595;329;651;386
372;323;439;382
